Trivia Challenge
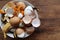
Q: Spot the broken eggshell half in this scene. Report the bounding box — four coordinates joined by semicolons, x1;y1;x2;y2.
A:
18;13;23;18
22;15;32;24
32;18;40;27
25;27;35;34
16;28;29;38
24;6;36;19
5;7;14;17
24;6;33;15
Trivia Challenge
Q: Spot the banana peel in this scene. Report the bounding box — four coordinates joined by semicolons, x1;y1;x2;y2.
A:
2;23;11;38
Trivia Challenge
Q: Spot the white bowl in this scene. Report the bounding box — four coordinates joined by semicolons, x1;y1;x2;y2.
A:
0;0;41;38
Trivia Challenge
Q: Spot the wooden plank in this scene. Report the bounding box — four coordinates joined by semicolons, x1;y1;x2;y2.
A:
0;0;60;40
27;0;60;19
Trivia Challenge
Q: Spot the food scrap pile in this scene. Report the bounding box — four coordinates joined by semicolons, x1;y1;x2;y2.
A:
0;1;40;38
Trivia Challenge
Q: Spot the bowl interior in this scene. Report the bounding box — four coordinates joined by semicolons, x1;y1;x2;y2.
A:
0;0;39;38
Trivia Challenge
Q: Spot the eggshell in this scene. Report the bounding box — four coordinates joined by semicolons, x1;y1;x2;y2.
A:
26;27;35;34
16;28;24;35
7;33;14;38
9;17;20;26
24;6;33;15
18;13;23;18
19;22;24;27
29;11;36;19
31;18;40;27
5;7;14;17
17;32;25;38
22;15;32;24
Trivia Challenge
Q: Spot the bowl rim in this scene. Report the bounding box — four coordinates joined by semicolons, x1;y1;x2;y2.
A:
0;0;40;38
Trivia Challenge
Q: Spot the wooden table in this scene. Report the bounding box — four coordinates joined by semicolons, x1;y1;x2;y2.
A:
0;0;60;40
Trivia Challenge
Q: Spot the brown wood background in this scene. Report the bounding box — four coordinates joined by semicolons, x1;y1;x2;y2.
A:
0;0;60;40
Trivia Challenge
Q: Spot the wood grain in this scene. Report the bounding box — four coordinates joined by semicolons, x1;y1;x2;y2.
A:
0;0;60;40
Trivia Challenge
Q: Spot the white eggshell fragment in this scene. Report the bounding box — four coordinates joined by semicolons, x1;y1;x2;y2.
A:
5;7;14;17
22;15;32;24
24;6;33;15
18;13;23;18
19;22;24;27
26;27;35;34
7;33;14;38
24;33;29;38
29;11;36;19
5;14;13;18
32;18;40;27
17;32;30;38
17;32;25;38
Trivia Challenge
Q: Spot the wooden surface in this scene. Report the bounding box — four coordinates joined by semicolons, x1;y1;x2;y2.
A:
0;0;60;40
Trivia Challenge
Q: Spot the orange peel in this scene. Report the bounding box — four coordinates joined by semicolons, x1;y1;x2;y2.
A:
0;10;5;14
